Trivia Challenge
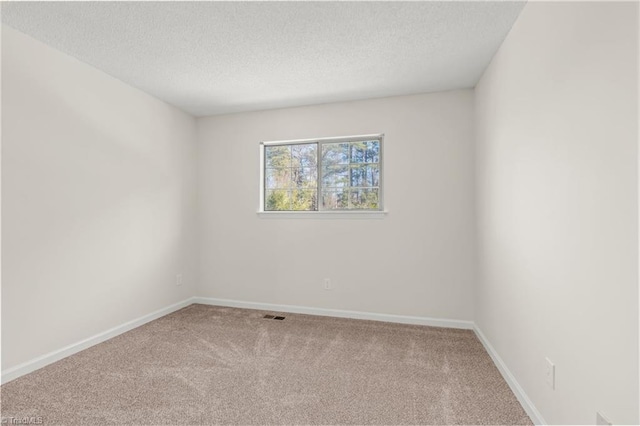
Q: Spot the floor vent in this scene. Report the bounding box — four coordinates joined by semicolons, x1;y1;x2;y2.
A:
263;315;285;320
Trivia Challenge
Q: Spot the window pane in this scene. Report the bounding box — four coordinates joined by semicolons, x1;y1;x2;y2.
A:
350;189;379;209
265;168;291;189
322;143;350;166
291;189;317;211
350;140;380;164
265;145;291;168
322;189;349;210
291;143;317;168
350;164;379;187
265;190;291;211
291;167;317;188
322;165;349;188
265;189;316;211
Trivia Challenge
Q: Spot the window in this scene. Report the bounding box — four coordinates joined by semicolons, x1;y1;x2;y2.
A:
260;134;383;212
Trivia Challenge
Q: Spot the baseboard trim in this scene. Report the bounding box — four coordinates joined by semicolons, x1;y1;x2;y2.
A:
193;296;474;330
474;325;546;425
1;297;196;385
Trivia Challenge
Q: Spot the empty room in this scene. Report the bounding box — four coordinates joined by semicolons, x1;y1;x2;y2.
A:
1;1;639;425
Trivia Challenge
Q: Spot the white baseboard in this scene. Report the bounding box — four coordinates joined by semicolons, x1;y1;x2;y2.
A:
474;325;546;425
1;297;195;384
193;296;474;330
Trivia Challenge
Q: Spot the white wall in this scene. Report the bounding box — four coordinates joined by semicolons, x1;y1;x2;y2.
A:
475;2;639;424
1;26;198;371
197;91;476;321
198;90;475;320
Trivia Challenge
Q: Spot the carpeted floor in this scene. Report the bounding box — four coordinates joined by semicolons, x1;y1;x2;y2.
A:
1;304;532;425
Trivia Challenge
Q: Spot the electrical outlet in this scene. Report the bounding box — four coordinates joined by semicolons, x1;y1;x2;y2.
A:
176;273;183;286
596;412;612;425
545;357;555;389
323;278;331;290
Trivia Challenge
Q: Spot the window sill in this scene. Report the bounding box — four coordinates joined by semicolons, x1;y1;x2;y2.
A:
257;210;388;219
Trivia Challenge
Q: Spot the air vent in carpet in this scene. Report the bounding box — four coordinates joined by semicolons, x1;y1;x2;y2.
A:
263;315;285;320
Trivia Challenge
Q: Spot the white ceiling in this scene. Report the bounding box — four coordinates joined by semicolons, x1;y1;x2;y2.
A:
2;1;525;117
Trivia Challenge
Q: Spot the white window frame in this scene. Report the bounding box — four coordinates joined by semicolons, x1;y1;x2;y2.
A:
259;133;385;215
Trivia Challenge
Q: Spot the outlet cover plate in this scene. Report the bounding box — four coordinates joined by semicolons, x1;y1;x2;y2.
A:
545;357;555;389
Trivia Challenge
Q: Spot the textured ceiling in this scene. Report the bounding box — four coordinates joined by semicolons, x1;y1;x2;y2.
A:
2;1;525;117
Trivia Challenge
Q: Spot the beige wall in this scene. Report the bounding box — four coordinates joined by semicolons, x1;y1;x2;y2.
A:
475;2;639;424
197;90;476;321
1;26;198;370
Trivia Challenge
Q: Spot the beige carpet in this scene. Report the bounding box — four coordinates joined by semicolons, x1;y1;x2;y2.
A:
1;304;532;425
